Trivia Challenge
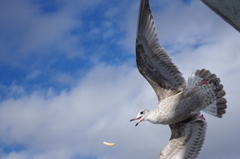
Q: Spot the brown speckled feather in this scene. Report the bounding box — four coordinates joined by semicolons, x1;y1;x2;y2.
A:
136;0;186;102
160;119;207;159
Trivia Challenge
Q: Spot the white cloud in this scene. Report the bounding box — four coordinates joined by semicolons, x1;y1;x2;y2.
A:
0;64;161;159
0;0;240;159
0;0;103;67
51;72;78;87
25;70;42;81
1;44;240;159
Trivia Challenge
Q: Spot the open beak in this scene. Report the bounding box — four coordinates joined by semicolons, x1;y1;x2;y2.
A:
130;116;142;126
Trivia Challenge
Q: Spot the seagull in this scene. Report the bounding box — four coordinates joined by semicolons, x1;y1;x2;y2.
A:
130;0;227;158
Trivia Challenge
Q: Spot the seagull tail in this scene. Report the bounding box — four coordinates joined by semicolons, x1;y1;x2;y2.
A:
188;69;227;118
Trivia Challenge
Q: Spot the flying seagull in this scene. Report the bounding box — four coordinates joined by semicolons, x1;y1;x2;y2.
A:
130;0;227;158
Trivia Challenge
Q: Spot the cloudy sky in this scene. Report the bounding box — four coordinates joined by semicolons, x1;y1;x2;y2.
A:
0;0;239;158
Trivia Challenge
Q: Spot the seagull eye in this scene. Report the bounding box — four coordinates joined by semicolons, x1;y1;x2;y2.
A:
140;111;143;115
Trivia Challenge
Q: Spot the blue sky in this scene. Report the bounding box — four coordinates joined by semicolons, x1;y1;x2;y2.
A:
0;0;240;159
0;0;134;95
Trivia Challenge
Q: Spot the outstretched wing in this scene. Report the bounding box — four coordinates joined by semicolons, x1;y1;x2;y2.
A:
136;0;186;102
160;119;207;159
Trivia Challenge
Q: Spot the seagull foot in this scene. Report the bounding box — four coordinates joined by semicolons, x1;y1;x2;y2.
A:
198;114;205;120
198;79;208;86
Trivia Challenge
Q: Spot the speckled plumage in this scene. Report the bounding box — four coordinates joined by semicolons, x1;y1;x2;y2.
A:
160;119;207;159
131;0;227;158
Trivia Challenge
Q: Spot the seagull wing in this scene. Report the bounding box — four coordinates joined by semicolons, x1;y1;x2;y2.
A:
160;119;207;159
136;0;186;102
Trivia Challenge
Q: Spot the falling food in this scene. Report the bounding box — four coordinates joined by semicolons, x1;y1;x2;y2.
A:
103;142;115;146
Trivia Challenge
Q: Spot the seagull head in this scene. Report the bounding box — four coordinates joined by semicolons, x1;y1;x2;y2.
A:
130;109;150;126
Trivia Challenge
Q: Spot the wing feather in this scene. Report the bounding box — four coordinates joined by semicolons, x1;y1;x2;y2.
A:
136;0;186;102
160;119;207;159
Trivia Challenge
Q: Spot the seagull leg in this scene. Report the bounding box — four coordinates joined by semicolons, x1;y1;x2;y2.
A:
198;114;205;120
198;79;208;86
192;79;208;90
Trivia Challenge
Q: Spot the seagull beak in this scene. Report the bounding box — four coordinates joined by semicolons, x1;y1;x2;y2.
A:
130;116;142;126
130;116;141;122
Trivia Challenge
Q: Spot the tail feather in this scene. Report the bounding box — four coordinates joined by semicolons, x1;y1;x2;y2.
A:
188;69;227;118
203;71;211;78
199;69;206;77
217;90;226;98
216;84;223;91
208;74;216;80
